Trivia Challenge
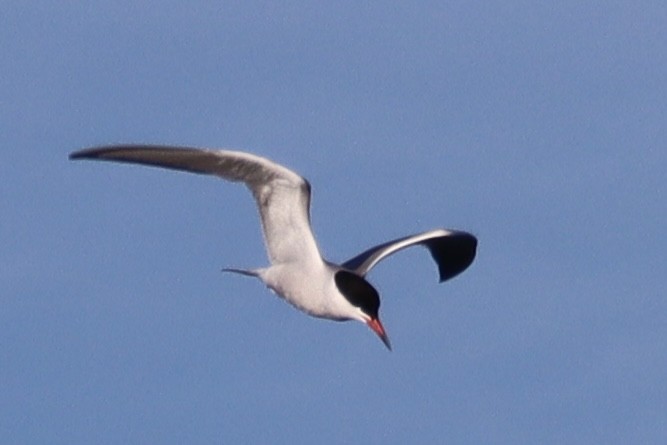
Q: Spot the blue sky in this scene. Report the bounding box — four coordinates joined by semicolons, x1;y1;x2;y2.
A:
2;1;665;443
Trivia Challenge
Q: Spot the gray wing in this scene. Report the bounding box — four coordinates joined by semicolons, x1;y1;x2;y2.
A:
342;229;477;282
70;145;321;266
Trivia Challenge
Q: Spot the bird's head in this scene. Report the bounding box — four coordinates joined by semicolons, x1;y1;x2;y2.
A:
334;270;391;350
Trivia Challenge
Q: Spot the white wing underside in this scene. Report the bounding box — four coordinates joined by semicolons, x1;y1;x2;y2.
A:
69;145;321;266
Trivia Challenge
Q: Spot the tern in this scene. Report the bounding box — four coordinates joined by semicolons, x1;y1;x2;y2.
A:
70;145;477;350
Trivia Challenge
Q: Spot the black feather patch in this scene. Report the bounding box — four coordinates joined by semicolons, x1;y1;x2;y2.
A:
427;232;477;282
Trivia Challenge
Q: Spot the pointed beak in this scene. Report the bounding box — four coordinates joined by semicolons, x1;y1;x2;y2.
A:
367;317;392;351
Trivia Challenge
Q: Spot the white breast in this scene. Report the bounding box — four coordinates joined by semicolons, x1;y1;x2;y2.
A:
258;262;358;321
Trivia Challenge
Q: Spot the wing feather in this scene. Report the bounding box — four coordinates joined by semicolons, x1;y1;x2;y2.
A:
70;145;320;265
342;229;477;282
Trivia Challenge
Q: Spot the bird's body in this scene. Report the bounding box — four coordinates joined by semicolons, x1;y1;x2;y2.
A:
70;145;477;349
256;261;350;321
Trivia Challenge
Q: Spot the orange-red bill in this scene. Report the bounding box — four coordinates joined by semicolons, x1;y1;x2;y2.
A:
367;317;392;351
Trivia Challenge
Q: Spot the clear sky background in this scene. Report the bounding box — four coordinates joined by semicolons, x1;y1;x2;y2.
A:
2;1;665;443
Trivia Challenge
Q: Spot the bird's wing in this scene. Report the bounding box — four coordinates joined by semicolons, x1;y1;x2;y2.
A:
70;145;320;266
341;229;477;282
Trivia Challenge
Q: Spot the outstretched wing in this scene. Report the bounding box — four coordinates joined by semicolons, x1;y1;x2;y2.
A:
342;229;477;282
70;145;320;266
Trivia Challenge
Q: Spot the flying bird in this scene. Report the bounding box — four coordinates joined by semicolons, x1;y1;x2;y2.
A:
69;145;477;350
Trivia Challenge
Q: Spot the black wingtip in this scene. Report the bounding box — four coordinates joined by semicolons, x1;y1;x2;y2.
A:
69;147;106;160
434;232;478;283
68;150;85;160
69;145;135;161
